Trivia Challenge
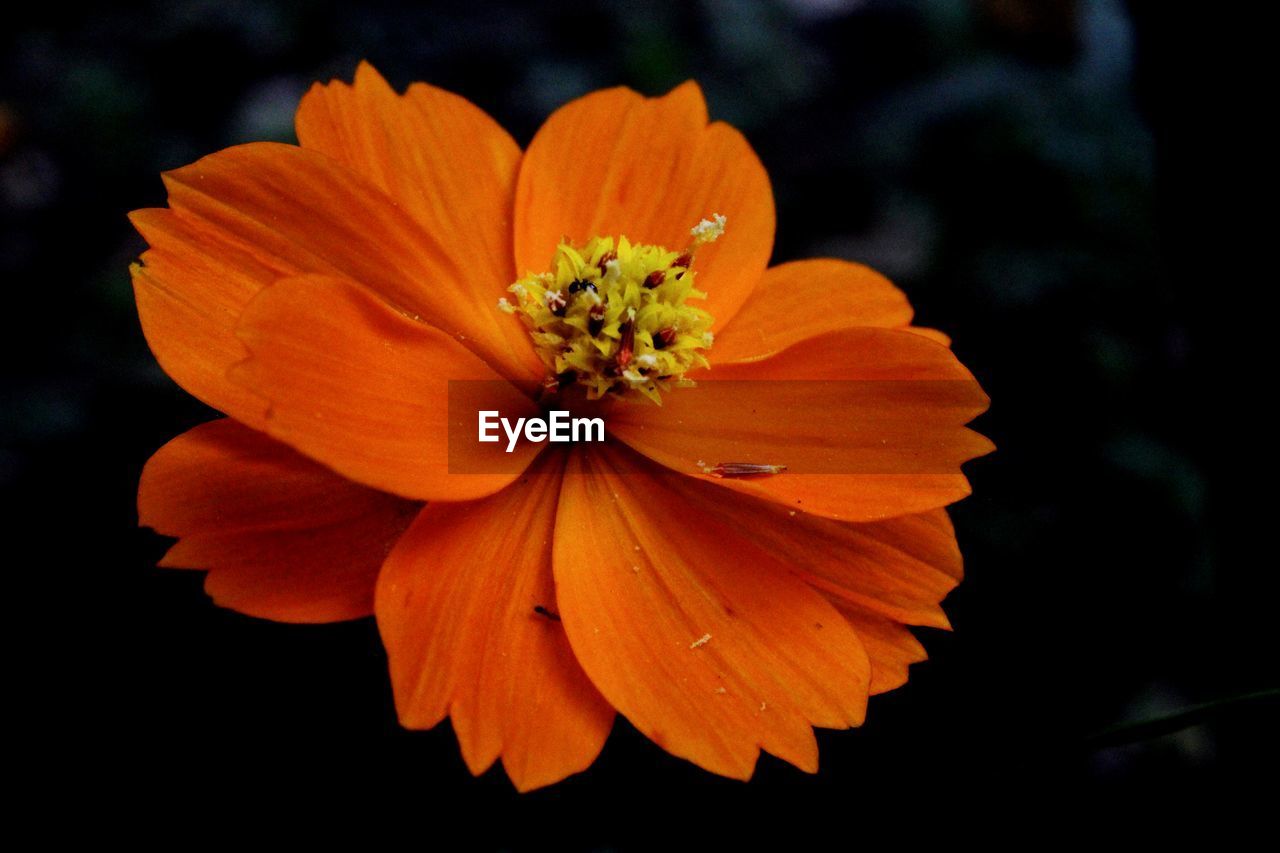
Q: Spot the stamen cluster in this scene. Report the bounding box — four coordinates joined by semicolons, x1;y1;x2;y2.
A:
501;222;722;404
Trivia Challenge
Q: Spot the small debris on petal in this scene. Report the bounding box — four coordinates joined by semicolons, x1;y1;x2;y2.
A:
715;687;727;695
690;213;727;245
698;461;788;478
690;633;712;650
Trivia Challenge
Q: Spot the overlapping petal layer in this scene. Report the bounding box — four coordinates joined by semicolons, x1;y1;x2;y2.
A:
610;326;993;521
376;451;614;791
138;419;419;622
554;444;871;779
231;274;542;502
832;602;932;695
653;471;962;627
713;259;935;363
626;467;958;692
296;62;541;382
514;83;774;331
131;208;279;428
139;139;537;388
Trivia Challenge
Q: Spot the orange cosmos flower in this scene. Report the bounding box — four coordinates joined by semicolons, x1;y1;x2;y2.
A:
131;62;992;791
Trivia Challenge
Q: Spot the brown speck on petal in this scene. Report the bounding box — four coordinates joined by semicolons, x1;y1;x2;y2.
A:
533;605;561;622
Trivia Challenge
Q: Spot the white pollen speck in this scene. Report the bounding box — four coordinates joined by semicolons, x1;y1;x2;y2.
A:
760;701;767;712
715;687;727;695
689;633;712;649
788;510;797;517
497;297;514;313
690;213;727;244
603;258;622;283
631;565;641;573
636;354;658;368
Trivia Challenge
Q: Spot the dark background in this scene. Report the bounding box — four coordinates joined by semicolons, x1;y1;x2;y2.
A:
4;0;1275;840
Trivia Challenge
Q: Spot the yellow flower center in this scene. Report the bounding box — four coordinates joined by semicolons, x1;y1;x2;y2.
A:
500;215;725;404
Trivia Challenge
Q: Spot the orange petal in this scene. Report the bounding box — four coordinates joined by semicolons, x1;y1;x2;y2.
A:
632;468;955;693
295;63;541;381
231;274;542;502
138;419;418;622
909;327;952;347
152;140;538;383
831;602;930;695
610;327;993;521
653;470;962;629
376;451;614;791
713;259;917;364
130;208;286;428
514;82;773;331
554;444;871;780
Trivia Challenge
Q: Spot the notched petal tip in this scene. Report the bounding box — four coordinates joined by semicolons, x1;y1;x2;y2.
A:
138;419;418;625
664;78;709;125
377;455;614;793
554;445;872;781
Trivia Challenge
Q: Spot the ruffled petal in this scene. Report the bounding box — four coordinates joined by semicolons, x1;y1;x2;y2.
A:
376;451;614;791
553;444;870;780
144;140;537;384
514;82;773;331
295;63;541;381
231;274;542;502
610;327;993;521
138;419;418;622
